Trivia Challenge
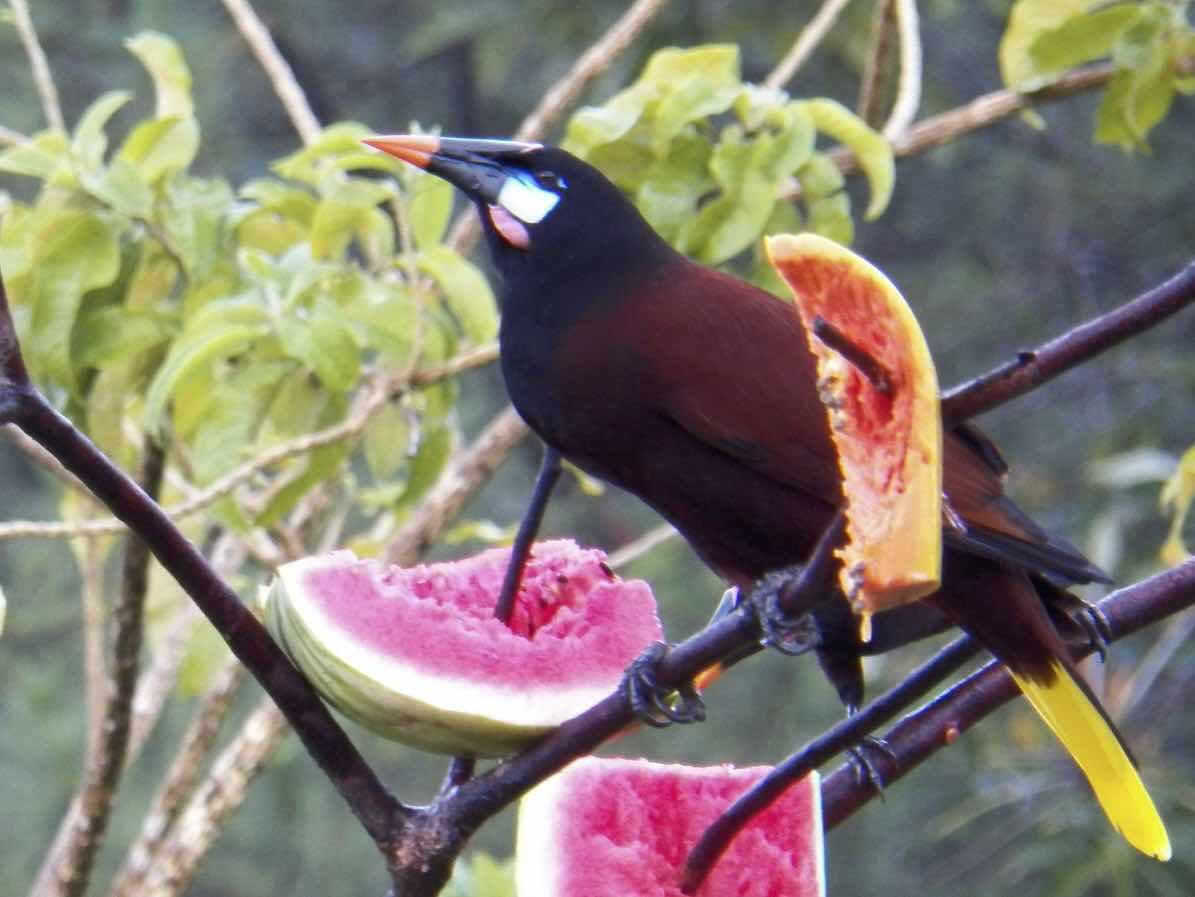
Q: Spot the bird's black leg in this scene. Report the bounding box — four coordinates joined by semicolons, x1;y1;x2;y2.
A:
623;642;707;728
742;512;846;655
493;446;562;624
1050;589;1114;662
815;646;891;793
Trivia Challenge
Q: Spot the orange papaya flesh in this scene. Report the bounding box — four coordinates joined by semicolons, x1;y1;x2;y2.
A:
765;233;943;632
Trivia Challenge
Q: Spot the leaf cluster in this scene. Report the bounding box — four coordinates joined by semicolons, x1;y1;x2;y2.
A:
0;32;498;544
561;45;894;287
1000;0;1195;150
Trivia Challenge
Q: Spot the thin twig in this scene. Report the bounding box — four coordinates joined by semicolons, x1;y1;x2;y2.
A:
219;0;321;145
9;0;65;133
446;0;670;252
131;699;290;897
942;258;1195;423
3;424;91;495
608;522;678;569
0;349;496;543
808;62;1117;188
856;0;897;127
0;123;32;146
106;659;248;897
30;603;199;897
881;0;921;138
764;0;854;90
49;442;165;897
79;536;108;756
385;405;530;565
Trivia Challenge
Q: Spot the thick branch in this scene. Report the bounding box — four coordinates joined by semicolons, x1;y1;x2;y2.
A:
943;259;1195;423
821;557;1195;827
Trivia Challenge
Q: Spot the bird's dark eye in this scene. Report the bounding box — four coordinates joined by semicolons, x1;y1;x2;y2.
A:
534;170;567;191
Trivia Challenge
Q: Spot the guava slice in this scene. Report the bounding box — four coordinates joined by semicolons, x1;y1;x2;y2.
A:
516;757;824;897
263;540;663;756
766;232;943;627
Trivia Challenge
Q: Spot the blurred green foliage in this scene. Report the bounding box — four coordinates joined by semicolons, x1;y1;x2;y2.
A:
0;3;1193;897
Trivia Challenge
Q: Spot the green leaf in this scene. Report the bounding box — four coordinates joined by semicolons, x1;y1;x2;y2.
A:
254;394;352;526
1028;5;1141;76
804;98;893;220
177;621;232;696
118;116;200;183
240;178;318;225
125;31;194;119
73;305;175;368
1159;445;1195;566
79;159;154;218
650;75;740;157
310;178;395;262
293;307;362;392
144;301;271;434
72;91;134;171
363;400;413;481
408;170;454;249
634;135;715;240
1000;0;1093;90
1095;51;1175;151
162;176;234;278
398;418;454;507
273;122;374;185
417;246;499;343
564;45;741;158
337;280;419;364
21;210;122;389
0;131;73;183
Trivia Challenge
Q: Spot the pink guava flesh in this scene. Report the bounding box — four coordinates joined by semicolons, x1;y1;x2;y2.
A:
518;758;824;897
295;540;662;691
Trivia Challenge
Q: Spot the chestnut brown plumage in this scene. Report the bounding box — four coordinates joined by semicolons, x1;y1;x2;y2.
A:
365;135;1168;858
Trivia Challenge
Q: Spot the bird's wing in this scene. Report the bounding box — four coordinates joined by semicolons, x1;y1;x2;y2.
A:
638;266;844;501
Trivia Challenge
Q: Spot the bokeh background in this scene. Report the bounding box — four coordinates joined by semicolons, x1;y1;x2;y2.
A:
2;2;1194;896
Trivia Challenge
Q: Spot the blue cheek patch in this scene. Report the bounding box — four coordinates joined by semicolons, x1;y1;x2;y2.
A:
497;173;561;224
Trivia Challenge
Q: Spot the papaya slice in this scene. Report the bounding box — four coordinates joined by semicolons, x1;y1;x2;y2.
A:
765;233;942;629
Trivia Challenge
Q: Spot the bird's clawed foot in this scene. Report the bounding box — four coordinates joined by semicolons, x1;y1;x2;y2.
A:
847;735;897;795
746;570;822;656
624;642;707;728
1054;592;1115;662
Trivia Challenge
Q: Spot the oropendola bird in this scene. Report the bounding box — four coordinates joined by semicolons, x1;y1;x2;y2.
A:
363;134;1169;859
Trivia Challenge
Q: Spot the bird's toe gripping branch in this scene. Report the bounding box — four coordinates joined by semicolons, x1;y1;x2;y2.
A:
745;571;824;656
623;642;708;728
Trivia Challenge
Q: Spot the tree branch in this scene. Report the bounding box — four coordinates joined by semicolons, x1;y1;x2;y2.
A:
106;659;248;897
764;0;854;91
9;0;65;134
48;442;165;897
219;0;321;145
0;269;409;856
821;557;1195;827
942;258;1195;423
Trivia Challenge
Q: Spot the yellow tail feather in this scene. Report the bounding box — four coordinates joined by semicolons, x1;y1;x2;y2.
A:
1010;662;1170;861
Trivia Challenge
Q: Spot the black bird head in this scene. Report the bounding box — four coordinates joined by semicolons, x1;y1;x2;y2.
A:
363;135;672;285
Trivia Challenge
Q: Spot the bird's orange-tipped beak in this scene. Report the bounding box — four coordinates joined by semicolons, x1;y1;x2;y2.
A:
362;134;441;169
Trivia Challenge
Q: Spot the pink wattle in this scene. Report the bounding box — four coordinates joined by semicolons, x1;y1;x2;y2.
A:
488;204;531;249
